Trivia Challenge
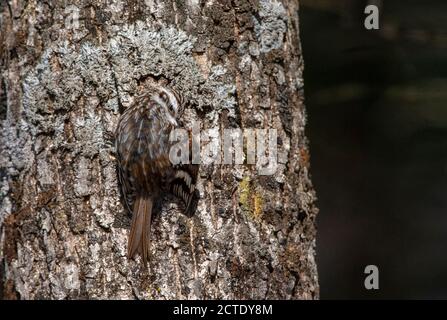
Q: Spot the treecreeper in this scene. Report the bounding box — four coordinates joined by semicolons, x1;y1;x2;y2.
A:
115;85;199;266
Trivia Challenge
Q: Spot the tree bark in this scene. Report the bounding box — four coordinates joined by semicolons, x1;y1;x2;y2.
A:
0;0;318;299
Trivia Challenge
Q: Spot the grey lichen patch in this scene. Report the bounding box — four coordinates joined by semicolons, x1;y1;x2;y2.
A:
207;65;237;119
74;157;92;197
107;20;236;117
0;118;35;228
253;0;287;53
73;109;104;158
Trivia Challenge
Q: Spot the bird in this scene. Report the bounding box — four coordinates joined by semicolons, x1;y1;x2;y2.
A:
115;85;199;266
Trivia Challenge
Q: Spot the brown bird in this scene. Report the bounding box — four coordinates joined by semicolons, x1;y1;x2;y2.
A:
115;85;199;266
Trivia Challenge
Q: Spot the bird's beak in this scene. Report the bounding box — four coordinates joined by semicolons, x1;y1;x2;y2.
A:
168;114;178;127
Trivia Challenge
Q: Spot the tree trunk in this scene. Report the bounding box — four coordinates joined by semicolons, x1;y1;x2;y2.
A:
0;0;318;299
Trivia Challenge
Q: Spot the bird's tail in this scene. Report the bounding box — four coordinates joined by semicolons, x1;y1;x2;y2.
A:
128;196;153;266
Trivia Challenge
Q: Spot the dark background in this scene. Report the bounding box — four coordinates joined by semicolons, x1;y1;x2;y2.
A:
300;0;447;299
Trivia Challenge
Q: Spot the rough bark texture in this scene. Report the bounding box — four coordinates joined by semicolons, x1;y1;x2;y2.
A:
0;0;318;299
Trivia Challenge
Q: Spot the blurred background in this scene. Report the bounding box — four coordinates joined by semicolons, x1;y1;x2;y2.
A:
300;0;447;298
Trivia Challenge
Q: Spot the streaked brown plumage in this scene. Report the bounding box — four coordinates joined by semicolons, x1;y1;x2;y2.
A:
115;85;199;266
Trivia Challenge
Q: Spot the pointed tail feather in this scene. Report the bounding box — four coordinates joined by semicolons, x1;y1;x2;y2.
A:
128;196;153;266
